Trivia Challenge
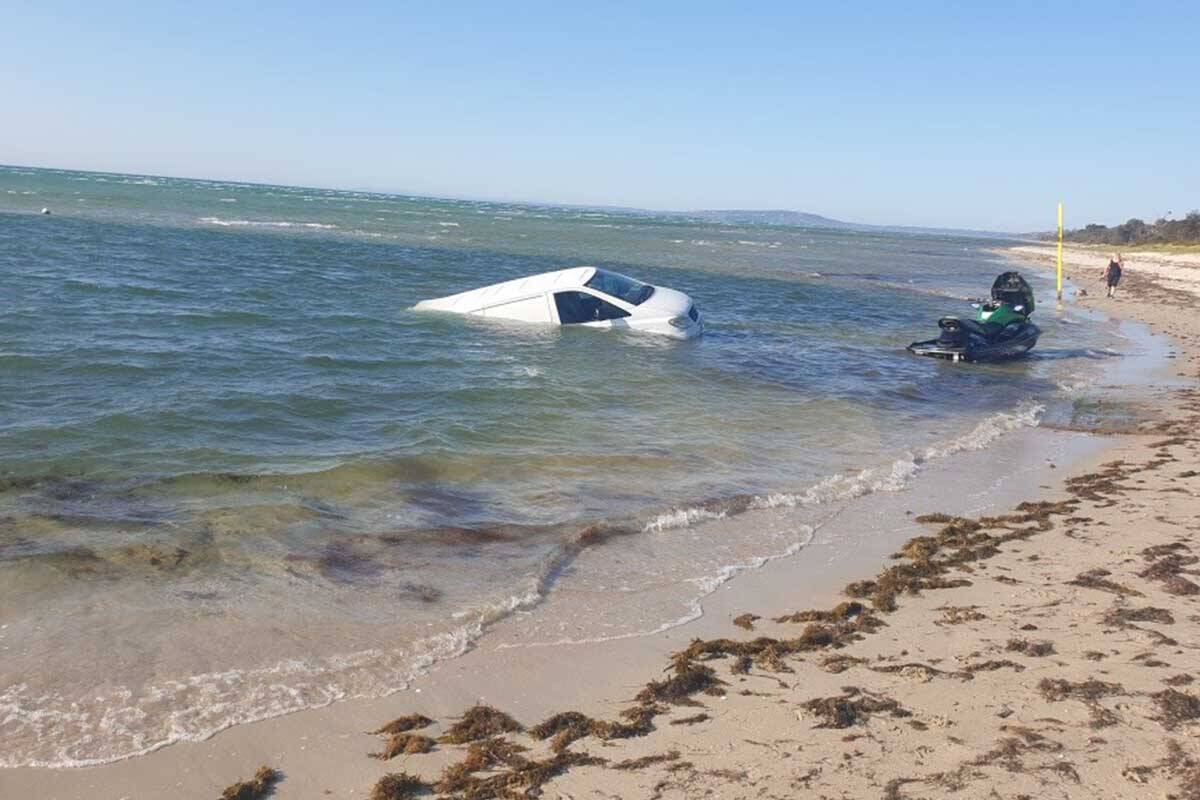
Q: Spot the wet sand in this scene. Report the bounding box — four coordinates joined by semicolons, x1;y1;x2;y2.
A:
5;245;1200;799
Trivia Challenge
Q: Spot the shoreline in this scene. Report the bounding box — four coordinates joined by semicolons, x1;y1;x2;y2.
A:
4;245;1199;798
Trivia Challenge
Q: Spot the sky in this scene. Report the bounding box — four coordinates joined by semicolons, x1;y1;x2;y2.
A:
2;1;1197;231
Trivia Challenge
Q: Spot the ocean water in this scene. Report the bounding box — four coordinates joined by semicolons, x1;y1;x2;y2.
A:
0;166;1125;766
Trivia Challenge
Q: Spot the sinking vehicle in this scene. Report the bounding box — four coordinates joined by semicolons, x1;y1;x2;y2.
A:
414;267;703;339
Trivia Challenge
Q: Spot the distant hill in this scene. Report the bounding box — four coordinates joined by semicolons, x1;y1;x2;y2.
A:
682;209;853;228
674;208;1015;239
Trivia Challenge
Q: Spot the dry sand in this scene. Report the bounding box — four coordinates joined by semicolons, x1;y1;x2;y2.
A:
5;245;1200;800
1007;242;1200;300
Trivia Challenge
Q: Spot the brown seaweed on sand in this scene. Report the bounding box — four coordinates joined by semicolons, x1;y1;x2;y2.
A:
369;772;425;800
528;711;596;752
1103;606;1175;627
1139;548;1200;596
969;726;1063;773
960;659;1026;677
1068;568;1143;597
528;705;662;752
613;751;681;770
1037;678;1124;702
439;705;523;744
936;605;986;625
1037;677;1125;727
1005;638;1055;657
370;732;436;759
773;600;873;625
732;613;760;630
1153;689;1200;730
220;766;281;800
436;747;604;800
636;656;725;705
800;686;911;728
372;713;434;735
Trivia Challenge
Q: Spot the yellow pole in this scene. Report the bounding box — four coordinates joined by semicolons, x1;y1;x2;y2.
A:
1056;202;1063;300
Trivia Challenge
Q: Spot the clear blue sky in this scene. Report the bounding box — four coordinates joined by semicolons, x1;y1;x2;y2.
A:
3;1;1197;230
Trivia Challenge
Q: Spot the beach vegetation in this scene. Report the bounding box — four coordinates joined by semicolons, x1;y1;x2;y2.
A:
1055;211;1200;246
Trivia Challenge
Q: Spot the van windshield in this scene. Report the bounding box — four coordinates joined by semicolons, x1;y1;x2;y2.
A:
585;270;655;305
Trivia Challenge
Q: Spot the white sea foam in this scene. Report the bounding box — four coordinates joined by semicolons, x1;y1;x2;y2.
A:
198;217;337;230
0;582;545;768
753;401;1044;510
498;525;816;649
643;506;726;532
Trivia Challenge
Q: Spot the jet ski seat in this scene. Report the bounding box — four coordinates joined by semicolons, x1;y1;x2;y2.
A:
937;316;1003;340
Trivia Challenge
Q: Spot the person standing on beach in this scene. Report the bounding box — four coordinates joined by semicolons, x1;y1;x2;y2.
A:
1103;253;1123;298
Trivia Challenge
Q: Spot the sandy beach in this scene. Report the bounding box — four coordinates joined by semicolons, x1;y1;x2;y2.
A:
5;244;1200;800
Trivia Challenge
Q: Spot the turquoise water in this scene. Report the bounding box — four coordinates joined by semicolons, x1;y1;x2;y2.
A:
0;166;1120;766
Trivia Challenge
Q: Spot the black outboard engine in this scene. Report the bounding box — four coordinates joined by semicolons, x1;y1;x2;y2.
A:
990;271;1036;315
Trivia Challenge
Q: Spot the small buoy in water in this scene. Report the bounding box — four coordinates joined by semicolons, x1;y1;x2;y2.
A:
41;207;51;215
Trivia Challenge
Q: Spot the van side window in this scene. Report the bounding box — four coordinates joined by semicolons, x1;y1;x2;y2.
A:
553;291;630;324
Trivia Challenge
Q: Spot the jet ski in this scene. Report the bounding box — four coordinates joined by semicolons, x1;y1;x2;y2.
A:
908;272;1041;363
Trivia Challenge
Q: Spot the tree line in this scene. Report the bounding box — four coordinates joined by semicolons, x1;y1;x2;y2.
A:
1052;211;1200;245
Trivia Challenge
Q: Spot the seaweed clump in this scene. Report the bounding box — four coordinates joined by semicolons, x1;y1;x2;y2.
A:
1103;606;1175;627
370;732;436;759
845;503;1074;613
439;705;523;744
1037;677;1124;702
1153;689;1200;730
799;686;911;728
936;605;986;625
528;705;662;753
636;656;725;704
372;713;435;735
1038;677;1124;728
774;601;872;625
732;613;760;630
220;766;281;800
1139;544;1200;596
969;726;1063;773
613;751;681;770
1068;568;1142;597
1005;638;1055;657
369;772;425;800
436;743;604;800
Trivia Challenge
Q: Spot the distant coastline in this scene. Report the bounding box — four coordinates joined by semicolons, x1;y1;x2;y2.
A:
1;162;1015;241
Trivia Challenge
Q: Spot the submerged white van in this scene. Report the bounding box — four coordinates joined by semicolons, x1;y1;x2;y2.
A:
413;267;703;339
